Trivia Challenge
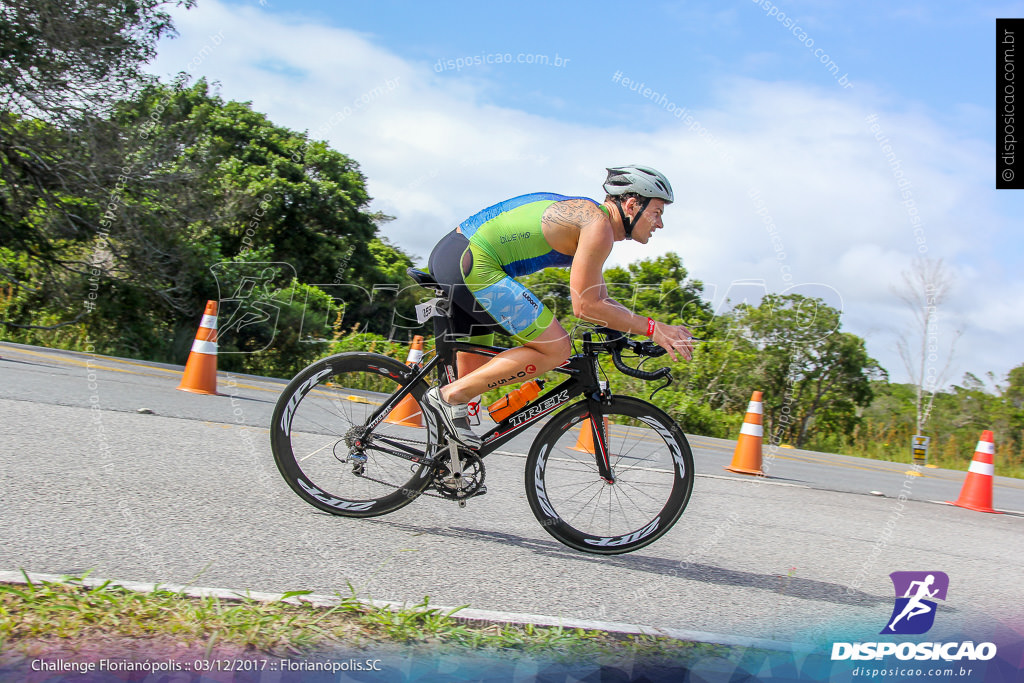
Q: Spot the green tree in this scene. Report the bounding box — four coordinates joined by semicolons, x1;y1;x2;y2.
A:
520;252;713;333
852;381;918;451
994;365;1024;472
735;293;884;447
0;0;188;118
1;0;191;313
603;252;712;328
108;80;386;286
675;313;760;413
525;253;739;435
2;77;413;374
1001;364;1024;410
648;311;753;438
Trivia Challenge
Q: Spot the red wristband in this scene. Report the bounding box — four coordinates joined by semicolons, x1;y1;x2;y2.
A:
646;318;656;337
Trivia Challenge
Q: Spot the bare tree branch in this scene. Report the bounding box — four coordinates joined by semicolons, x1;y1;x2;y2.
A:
891;257;961;434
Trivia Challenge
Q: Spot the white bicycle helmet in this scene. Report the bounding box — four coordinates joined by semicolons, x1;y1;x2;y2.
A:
603;165;674;202
603;165;673;239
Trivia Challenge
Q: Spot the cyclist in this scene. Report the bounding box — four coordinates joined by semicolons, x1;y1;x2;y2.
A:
423;164;695;448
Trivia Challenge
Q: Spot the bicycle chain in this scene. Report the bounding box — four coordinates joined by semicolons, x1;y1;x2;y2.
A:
354;436;483;501
354;434;446;499
353;470;451;500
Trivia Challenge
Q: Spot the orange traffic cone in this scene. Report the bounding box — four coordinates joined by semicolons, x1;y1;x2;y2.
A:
386;336;425;427
572;417;611;454
947;430;1002;514
177;300;220;395
726;391;765;476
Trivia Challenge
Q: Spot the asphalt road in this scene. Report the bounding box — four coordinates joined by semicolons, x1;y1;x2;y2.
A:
1;341;1022;645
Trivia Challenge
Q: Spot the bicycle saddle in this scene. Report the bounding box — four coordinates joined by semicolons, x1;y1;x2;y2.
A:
407;268;442;289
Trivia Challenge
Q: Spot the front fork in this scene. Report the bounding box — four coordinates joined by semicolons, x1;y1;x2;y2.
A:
586;380;615;484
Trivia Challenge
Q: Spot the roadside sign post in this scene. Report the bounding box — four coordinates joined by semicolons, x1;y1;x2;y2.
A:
907;434;930;475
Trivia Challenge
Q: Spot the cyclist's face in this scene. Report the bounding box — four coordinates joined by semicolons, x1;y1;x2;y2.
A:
632;198;667;244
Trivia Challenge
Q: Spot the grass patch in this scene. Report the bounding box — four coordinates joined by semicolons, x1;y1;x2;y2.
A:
0;573;724;666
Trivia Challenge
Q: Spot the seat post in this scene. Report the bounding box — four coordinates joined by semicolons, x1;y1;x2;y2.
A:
407;267;456;387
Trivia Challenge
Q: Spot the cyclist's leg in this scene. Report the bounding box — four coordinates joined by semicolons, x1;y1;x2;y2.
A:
455;331;492;384
443;323;569;403
427;231;570;404
427;229;500;359
458;350;489;378
457;346;489;422
425;231;504;446
440;263;571;403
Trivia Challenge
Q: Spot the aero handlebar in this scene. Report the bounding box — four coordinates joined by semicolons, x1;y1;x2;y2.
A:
585;327;673;384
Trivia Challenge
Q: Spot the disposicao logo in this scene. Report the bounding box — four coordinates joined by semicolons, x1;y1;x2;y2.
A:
881;570;948;635
831;571;997;662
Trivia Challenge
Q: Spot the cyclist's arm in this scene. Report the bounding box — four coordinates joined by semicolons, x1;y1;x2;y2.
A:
569;216;693;361
569;215;640;330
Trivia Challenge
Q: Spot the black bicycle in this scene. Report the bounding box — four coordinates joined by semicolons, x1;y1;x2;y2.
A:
270;268;695;554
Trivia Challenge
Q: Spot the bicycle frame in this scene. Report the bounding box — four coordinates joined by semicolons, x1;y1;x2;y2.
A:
357;334;619;481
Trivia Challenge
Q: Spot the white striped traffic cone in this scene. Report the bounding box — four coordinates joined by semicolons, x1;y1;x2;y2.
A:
947;430;1002;514
385;336;425;427
572;417;611;454
726;391;765;476
177;300;219;395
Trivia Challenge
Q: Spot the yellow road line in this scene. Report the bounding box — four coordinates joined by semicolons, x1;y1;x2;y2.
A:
3;342;185;376
688;434;915;474
94;355;181;374
3;345;286;393
226;381;281;393
693;439;1024;489
4;346;142;375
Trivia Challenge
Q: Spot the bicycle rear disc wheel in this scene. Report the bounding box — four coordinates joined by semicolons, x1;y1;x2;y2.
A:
270;352;438;517
525;396;694;554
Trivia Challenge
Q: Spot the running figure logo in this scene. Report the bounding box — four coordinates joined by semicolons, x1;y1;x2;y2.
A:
881;571;949;635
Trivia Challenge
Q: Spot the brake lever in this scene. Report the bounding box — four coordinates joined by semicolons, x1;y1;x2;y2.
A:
641;341;667;357
649;369;673;401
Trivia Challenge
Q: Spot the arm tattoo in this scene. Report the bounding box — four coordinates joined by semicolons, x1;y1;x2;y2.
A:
542;199;603;230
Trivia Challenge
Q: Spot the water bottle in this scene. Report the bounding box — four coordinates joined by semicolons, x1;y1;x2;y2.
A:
487;379;546;422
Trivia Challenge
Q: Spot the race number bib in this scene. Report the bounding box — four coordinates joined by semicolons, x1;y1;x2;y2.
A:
415;298;443;324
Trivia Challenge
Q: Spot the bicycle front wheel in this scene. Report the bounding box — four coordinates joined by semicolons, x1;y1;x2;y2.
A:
270;352;439;517
525;396;694;554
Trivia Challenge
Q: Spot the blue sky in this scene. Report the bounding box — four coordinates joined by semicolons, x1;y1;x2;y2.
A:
263;1;998;131
150;0;1024;389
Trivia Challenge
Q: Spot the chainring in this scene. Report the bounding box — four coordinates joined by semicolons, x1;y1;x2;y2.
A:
431;451;486;499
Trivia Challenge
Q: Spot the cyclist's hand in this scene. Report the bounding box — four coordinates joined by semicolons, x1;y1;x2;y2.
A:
652;322;695;362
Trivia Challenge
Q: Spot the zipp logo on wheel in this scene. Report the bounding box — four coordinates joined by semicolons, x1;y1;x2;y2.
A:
297;478;374;512
583;517;661;547
280;367;332;436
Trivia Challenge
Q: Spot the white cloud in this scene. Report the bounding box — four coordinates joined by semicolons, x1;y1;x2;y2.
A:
149;0;1023;385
